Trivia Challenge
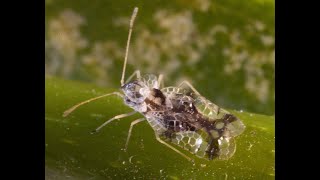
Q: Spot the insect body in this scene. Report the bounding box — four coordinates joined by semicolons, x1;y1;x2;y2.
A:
63;7;245;161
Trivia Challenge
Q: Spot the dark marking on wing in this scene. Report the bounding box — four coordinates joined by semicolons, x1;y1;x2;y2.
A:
206;138;219;160
144;88;167;111
152;88;166;104
145;88;242;160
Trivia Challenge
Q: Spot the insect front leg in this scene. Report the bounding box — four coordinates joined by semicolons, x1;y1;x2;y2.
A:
125;70;141;84
154;133;193;162
63;92;124;117
124;118;146;152
92;111;136;133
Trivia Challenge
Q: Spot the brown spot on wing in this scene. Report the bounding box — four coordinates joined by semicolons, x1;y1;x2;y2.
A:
144;88;167;111
152;88;166;104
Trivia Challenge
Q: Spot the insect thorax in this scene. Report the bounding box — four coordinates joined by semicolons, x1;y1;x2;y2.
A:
121;74;160;112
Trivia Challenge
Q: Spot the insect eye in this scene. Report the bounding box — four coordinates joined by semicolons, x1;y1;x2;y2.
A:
131;92;142;99
125;97;131;103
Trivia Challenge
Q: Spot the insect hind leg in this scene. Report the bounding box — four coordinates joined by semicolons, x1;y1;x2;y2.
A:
206;137;220;160
155;133;193;162
178;81;201;96
124;118;145;152
63;92;124;117
91;111;136;133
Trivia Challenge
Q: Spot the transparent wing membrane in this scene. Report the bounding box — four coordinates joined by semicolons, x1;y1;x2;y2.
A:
141;74;159;89
194;96;245;138
161;87;189;96
156;86;245;160
194;96;225;119
170;130;209;159
217;137;236;160
163;128;237;160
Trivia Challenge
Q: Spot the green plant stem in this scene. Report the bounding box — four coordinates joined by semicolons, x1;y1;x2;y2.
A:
46;76;274;179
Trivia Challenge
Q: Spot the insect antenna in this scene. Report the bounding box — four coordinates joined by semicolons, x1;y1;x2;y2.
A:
121;7;138;86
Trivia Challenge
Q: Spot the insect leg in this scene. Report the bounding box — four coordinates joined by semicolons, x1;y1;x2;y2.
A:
92;111;137;133
178;81;201;96
124;118;146;152
206;137;219;160
154;133;193;162
63;92;124;117
125;70;141;84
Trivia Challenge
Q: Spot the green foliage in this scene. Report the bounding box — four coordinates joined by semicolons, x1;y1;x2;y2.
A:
45;0;274;115
46;77;274;179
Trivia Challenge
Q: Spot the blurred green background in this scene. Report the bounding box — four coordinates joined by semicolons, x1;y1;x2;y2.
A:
45;0;274;115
